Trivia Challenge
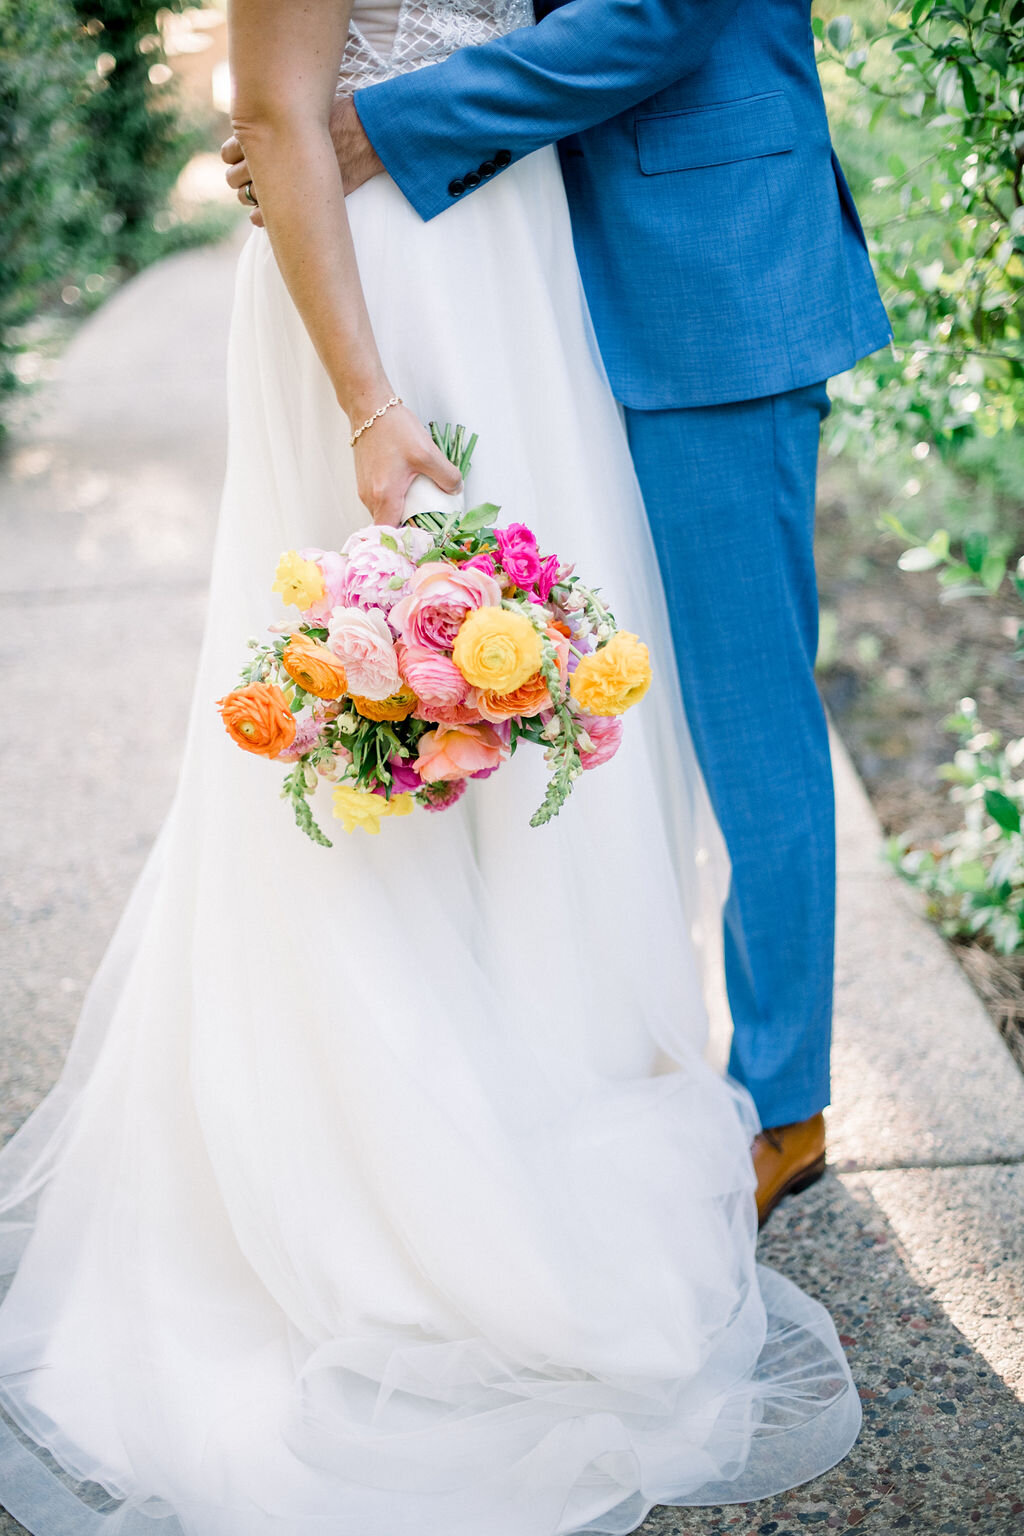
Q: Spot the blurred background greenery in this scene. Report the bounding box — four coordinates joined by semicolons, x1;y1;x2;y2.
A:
0;2;234;426
0;2;1021;1035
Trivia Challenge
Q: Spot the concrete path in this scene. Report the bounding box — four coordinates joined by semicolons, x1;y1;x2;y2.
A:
1;232;1022;1536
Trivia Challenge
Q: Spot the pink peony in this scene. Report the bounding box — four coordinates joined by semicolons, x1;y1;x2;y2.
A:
343;523;433;562
339;541;416;615
397;641;470;707
326;605;402;700
297;547;347;623
389;562;502;650
415;722;508;783
494;523;542;590
579;714;623;771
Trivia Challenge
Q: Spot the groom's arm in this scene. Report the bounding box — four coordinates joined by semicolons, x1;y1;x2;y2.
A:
354;0;744;221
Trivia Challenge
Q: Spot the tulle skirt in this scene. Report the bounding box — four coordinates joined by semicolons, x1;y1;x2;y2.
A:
0;148;860;1536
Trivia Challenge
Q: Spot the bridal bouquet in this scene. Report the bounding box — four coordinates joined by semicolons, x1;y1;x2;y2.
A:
215;425;652;844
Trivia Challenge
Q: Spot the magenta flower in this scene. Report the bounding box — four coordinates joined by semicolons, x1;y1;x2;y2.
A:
579;714;623;771
536;553;560;602
494;523;542;590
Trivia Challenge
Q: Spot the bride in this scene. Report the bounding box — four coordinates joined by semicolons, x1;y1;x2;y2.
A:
0;2;861;1532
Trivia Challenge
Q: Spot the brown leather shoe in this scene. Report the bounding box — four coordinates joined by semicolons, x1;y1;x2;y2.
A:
752;1112;827;1228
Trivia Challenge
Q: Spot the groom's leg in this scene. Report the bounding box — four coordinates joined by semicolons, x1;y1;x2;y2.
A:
623;381;834;1130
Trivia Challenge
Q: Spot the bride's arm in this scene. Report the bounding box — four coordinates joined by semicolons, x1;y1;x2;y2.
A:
227;0;461;524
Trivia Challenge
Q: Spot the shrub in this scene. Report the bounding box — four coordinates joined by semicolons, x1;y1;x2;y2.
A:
818;1;1024;454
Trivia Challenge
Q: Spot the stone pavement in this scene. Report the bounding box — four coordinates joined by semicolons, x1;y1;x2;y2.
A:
1;232;1022;1535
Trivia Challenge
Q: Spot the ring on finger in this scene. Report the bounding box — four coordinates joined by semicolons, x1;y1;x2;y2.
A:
243;181;259;207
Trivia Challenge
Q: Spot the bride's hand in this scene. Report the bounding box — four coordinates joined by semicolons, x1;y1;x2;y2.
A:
352;405;462;526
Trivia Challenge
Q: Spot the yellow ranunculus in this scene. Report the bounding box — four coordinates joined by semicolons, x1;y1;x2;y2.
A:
452;606;542;694
272;550;326;611
570;631;652;716
331;784;414;834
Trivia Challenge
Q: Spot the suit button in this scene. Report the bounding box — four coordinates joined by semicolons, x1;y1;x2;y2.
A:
463;170;481;189
495;149;512;168
448;178;465;197
479;160;496;178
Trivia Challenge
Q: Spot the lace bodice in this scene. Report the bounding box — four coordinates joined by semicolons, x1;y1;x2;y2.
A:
338;0;534;93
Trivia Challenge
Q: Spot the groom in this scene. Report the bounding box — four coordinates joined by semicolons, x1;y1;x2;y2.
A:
224;0;891;1224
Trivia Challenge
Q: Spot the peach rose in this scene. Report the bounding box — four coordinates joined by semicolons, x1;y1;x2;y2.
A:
326;605;402;701
216;682;297;758
281;633;349;699
414;723;507;783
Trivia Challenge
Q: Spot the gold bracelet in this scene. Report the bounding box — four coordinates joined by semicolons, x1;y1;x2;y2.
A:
349;395;402;447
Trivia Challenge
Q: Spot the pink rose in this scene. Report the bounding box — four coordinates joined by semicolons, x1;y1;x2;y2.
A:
389;562;502;650
579;714;623;771
536;553;560;602
326;605;402;700
397;642;470;706
415;723;508;783
297;547;347;623
494;523;542;590
462;551;497;578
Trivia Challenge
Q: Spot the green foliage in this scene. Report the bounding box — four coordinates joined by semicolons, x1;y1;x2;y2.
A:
883;509;1024;635
817;1;1024;452
0;1;224;444
71;2;203;270
889;698;1024;954
0;0;103;415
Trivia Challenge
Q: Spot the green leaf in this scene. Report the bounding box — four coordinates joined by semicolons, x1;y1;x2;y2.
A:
416;547;449;565
955;860;990;894
378;531;399;554
957;61;980;114
827;14;853;50
964;531;989;573
985;790;1021;834
458;502;501;534
980;552;1007;592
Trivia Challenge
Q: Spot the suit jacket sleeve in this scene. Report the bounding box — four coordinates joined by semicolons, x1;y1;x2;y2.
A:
353;0;745;221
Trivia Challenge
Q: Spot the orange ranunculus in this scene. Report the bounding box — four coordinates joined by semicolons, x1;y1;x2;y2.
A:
281;633;349;699
350;684;418;722
216;682;297;758
474;669;552;722
475;623;568;721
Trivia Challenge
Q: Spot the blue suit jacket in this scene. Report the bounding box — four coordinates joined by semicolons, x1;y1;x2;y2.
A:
355;0;892;410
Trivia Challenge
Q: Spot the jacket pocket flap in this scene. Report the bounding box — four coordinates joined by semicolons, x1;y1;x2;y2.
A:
636;92;797;175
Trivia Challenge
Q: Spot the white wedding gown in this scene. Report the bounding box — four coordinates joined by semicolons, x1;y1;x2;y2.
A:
0;4;861;1533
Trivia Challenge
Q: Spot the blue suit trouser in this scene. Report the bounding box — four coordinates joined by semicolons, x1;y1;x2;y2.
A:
623;382;834;1129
